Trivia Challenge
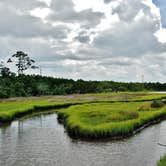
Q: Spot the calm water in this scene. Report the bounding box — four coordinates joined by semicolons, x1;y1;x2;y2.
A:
0;113;166;166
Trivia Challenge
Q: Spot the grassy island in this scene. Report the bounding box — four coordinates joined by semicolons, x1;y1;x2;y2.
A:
57;100;166;139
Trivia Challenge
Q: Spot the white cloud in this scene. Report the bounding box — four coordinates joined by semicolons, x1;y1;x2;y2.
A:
154;28;166;43
142;0;160;19
0;0;166;82
142;0;166;44
134;10;144;22
30;7;51;19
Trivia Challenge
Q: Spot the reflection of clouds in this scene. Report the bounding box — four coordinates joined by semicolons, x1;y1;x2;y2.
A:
0;113;166;166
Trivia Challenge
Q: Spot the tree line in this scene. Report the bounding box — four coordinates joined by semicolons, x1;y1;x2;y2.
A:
0;51;166;98
1;74;166;98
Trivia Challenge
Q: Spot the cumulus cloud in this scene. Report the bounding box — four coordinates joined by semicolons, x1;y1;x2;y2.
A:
48;0;104;27
0;0;166;82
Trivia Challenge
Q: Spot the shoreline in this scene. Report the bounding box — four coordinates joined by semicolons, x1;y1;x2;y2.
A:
0;103;165;142
0;93;166;141
57;112;166;141
1;97;164;124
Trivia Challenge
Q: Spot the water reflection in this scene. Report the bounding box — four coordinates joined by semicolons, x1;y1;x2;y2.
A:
0;113;166;166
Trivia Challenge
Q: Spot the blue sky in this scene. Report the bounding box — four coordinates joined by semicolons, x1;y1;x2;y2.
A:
153;0;166;27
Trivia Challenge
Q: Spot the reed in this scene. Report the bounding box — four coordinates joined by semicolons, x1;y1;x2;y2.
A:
0;99;83;123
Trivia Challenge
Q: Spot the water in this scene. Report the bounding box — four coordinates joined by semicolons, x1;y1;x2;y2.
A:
0;113;166;166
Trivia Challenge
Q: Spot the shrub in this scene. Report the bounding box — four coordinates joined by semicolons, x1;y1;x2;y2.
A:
151;100;164;108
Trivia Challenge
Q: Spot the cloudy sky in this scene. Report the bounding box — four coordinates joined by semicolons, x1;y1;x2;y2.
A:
0;0;166;82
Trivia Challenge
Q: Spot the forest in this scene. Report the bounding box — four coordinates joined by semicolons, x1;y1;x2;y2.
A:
0;51;166;98
1;74;166;98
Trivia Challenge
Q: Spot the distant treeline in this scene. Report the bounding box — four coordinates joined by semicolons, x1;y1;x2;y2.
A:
0;75;166;98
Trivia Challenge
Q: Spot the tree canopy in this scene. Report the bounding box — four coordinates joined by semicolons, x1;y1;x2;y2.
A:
8;51;38;75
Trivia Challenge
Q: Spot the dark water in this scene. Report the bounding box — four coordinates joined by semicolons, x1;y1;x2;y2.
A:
0;113;166;166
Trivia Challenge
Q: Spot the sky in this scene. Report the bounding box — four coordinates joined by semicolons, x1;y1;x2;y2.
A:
153;0;166;27
0;0;166;82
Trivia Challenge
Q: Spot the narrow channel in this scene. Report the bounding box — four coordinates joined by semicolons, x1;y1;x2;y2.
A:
0;113;166;166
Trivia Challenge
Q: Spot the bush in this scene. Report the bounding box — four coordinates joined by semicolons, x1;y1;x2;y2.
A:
151;100;164;108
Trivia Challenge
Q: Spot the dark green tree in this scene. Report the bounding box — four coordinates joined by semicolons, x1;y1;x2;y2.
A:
1;67;11;77
0;61;14;77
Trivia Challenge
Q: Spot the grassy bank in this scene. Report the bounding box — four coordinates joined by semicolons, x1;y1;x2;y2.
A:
0;98;82;123
157;155;166;166
57;100;166;139
0;92;166;138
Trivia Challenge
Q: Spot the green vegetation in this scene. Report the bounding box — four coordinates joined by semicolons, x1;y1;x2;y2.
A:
151;100;165;108
1;74;166;98
157;155;166;166
1;51;166;99
0;92;166;140
0;98;80;123
57;99;166;139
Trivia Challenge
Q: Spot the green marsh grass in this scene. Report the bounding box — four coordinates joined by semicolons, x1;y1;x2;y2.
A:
157;155;166;166
0;99;82;123
1;92;166;140
57;101;166;139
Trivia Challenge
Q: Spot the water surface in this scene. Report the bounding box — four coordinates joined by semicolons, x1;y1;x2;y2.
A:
0;113;166;166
